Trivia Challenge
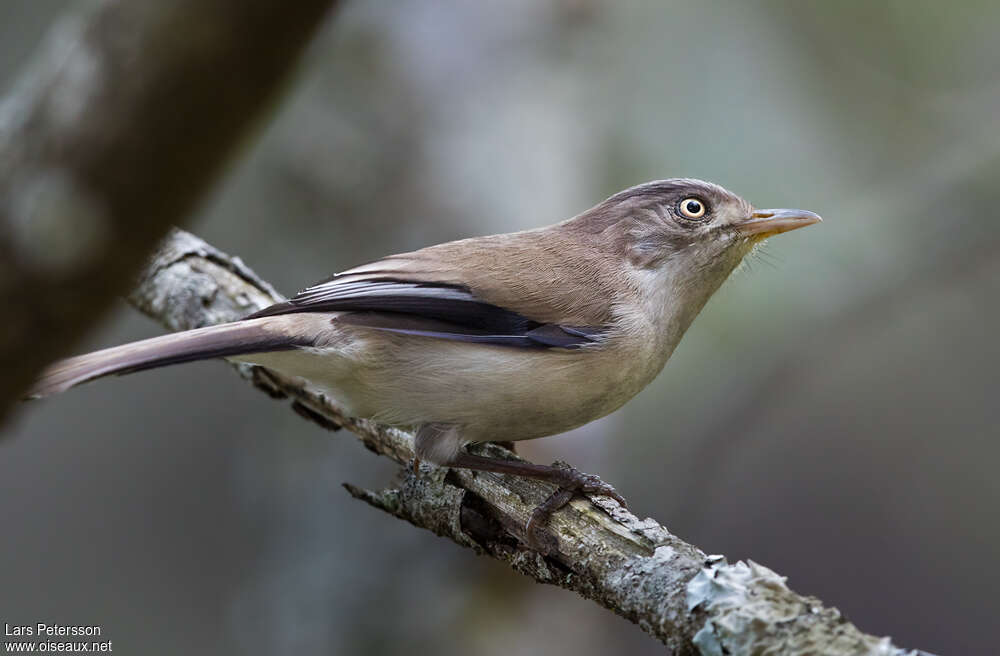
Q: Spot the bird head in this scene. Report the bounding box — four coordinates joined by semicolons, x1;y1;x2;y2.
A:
583;178;820;271
572;178;821;335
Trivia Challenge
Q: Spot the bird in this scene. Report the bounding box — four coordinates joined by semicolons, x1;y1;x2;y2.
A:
27;178;820;545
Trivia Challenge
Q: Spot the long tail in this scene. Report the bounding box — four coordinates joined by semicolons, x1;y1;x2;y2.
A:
27;317;307;399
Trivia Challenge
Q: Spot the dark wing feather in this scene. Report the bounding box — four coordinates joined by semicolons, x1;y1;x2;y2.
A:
246;278;603;349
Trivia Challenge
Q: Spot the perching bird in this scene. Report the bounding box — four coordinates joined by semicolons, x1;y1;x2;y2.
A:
28;178;820;543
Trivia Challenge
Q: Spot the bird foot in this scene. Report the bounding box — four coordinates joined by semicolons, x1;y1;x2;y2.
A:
524;465;627;552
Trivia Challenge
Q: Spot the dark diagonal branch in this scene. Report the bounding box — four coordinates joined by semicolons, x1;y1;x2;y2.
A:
125;228;933;656
0;0;337;420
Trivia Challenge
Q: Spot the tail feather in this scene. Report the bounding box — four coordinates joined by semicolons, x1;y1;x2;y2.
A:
27;318;305;399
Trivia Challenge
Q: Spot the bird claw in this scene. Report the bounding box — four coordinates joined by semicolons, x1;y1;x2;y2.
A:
575;472;628;508
523;466;627;552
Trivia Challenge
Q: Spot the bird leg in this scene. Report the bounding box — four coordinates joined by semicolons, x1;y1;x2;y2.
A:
448;451;627;550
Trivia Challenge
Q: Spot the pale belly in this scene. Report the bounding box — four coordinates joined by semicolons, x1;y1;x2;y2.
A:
233;322;667;444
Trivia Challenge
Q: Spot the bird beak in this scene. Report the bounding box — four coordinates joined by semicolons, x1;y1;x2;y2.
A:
736;208;822;239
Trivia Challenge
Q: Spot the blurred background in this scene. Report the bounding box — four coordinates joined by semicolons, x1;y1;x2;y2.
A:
1;0;997;653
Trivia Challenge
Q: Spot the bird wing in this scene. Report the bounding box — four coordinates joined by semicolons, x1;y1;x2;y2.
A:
246;225;624;349
245;277;603;349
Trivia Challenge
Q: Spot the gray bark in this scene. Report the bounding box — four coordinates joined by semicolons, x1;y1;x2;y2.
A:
126;228;935;656
0;0;337;419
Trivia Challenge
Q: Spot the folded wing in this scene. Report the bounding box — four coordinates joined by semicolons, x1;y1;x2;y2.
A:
246;277;603;349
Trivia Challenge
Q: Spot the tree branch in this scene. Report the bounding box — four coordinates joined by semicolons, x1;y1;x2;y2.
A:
0;0;337;419
127;228;933;656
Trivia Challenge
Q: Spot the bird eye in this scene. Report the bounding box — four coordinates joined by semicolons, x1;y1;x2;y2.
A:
678;197;707;219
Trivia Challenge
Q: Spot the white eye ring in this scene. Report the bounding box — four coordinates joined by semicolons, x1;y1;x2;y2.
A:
679;197;707;219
